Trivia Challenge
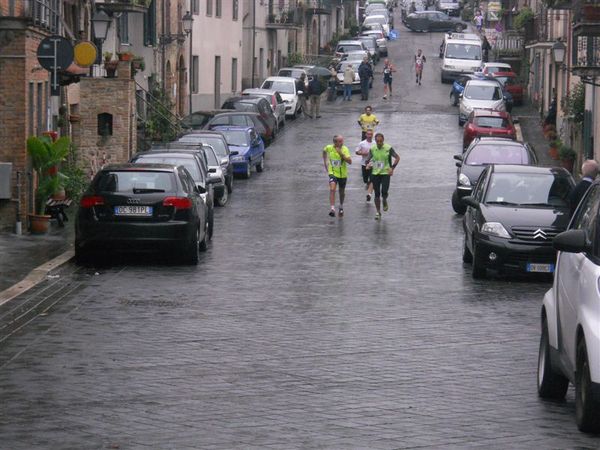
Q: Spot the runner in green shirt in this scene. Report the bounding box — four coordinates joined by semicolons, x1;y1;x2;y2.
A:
322;135;352;217
365;133;400;220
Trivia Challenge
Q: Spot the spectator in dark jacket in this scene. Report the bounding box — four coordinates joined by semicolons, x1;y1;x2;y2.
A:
569;159;599;216
307;76;323;118
358;58;373;101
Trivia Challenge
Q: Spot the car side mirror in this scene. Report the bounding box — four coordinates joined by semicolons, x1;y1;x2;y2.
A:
208;168;217;173
221;157;229;165
230;151;239;156
297;90;304;95
512;118;519;124
459;93;463;98
195;183;207;194
553;229;588;253
453;154;463;161
462;196;479;209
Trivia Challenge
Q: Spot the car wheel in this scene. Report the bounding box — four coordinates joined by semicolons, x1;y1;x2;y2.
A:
217;186;228;207
458;116;465;127
227;176;233;194
462;236;473;263
576;339;600;432
455;24;465;32
208;211;214;240
452;190;466;215
184;228;200;265
74;243;91;266
244;163;252;179
471;243;487;279
199;222;208;252
537;318;569;400
256;155;265;173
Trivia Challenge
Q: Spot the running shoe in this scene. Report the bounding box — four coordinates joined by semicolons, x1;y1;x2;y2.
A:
366;194;371;202
383;95;387;100
329;208;335;217
375;213;381;220
383;199;389;211
338;207;344;217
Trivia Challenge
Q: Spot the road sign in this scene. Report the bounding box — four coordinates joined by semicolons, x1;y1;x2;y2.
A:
36;36;74;96
73;41;98;68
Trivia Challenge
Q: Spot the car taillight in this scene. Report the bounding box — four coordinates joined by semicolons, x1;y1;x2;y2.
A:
163;197;192;209
80;195;105;208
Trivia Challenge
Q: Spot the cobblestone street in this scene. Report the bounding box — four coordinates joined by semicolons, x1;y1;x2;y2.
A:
1;14;598;449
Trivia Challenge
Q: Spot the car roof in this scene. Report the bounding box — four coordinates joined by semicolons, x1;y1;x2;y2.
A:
465;79;502;87
490;164;570;175
134;150;199;158
492;71;518;77
472;108;510;118
102;163;177;171
211;125;252;132
180;130;225;138
243;88;277;95
473;137;525;146
263;76;295;82
483;62;512;68
214;111;261;117
223;96;265;104
337;40;363;45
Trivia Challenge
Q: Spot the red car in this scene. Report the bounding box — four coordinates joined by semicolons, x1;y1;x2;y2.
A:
463;109;517;149
491;71;524;105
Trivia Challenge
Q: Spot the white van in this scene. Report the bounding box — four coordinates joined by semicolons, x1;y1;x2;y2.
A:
440;33;483;83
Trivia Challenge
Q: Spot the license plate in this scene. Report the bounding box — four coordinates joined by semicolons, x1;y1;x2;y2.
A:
526;263;554;273
114;205;153;216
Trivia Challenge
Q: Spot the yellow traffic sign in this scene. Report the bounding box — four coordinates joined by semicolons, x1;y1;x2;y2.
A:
73;41;98;68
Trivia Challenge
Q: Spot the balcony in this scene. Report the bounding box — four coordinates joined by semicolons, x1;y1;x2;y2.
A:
266;5;304;29
28;0;60;33
572;2;600;77
304;0;332;15
95;0;151;14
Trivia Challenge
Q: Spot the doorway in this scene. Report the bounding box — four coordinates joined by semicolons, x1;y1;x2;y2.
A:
214;56;221;108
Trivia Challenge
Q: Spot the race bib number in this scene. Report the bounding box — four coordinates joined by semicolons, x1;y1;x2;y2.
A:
331;160;342;168
416;57;423;66
374;161;385;170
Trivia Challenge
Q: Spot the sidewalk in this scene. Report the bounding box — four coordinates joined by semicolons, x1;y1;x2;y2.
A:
0;218;73;292
513;103;555;167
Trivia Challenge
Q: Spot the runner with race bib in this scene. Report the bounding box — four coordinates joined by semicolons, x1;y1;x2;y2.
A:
415;49;426;86
365;133;400;220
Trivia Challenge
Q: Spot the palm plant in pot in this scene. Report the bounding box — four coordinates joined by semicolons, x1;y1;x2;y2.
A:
26;135;70;233
558;143;577;173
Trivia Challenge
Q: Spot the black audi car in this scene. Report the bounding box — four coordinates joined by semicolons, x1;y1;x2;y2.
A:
452;137;537;214
75;164;209;265
462;165;574;278
404;11;466;33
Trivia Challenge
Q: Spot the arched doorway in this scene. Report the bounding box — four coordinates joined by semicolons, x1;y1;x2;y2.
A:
177;55;186;116
311;18;318;55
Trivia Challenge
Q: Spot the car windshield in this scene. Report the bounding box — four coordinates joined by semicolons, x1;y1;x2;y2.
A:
465;85;502;100
474;117;509;128
220;130;249;147
211;115;248;126
486;66;508;73
204;148;219;166
337;62;357;72
360;39;376;49
485;173;573;207
133;157;200;180
279;69;303;78
261;80;295;94
344;52;366;61
337;44;363;53
95;171;175;193
224;102;256;112
364;16;386;25
495;76;515;85
181;136;227;158
182;112;212;130
465;144;530;166
445;43;482;60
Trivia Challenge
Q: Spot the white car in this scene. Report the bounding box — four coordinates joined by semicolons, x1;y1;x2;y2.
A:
242;88;286;130
538;181;600;432
260;76;302;119
363;14;390;36
481;62;513;76
458;79;505;126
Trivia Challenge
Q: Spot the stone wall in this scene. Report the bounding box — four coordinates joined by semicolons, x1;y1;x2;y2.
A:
71;62;137;177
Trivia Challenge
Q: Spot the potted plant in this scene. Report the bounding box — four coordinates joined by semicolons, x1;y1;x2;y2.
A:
558;144;577;173
549;139;561;160
132;56;145;74
117;51;133;62
26;136;70;233
104;52;118;77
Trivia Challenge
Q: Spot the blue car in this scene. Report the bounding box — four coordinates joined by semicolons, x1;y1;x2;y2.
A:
451;74;513;111
212;126;265;179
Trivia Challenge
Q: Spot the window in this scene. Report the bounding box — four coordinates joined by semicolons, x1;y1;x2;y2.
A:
192;56;199;93
97;113;113;136
206;0;212;15
233;0;238;20
231;58;237;93
28;82;34;136
118;12;129;44
36;83;43;135
215;0;221;17
143;0;157;46
192;0;199;14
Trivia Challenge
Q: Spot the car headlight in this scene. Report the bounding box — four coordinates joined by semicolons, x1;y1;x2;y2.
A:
472;66;481;71
231;155;245;162
283;99;291;104
458;174;471;186
444;65;456;70
462;103;473;113
481;222;511;239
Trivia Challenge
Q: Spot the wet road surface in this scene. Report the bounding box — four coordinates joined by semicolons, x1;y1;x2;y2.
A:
1;12;598;449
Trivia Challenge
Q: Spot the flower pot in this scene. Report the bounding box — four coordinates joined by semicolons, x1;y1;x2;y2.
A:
51;187;66;201
46;165;58;176
28;214;51;234
118;53;133;62
561;158;574;172
549;146;559;160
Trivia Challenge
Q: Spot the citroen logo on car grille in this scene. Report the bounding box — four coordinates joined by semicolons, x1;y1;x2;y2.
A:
127;198;141;204
533;229;547;240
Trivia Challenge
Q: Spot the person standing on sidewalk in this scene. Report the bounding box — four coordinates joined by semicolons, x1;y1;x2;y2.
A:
296;73;309;117
569;160;599;216
358;58;373;101
382;59;395;100
323;135;352;217
414;49;426;85
343;64;355;101
307;76;323;118
356;129;375;202
365;132;400;220
357;106;379;140
474;10;483;32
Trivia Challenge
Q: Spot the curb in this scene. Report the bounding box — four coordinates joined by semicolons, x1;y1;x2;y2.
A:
0;250;75;307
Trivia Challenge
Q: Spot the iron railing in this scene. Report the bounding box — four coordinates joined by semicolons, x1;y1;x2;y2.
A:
28;0;60;33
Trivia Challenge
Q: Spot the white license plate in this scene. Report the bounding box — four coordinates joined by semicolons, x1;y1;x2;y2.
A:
526;263;554;273
114;205;153;216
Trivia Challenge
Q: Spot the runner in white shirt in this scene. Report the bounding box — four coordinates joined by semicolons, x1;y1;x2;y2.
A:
415;49;426;86
355;129;374;202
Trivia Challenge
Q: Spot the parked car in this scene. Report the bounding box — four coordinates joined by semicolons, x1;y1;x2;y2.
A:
207;111;273;146
481;62;512;76
221;96;278;139
342;50;372;65
491;71;524;105
336;61;362;92
362;14;391;36
452;137;538;214
260;76;302;118
213;126;265;179
359;29;388;56
462;164;574;278
242;88;286;130
452;74;514;111
182;109;232;130
538;180;600;432
458;79;506;126
131;147;216;231
334;40;368;60
178;130;233;194
358;35;381;64
404;11;466;32
463;109;517;149
75;163;209;265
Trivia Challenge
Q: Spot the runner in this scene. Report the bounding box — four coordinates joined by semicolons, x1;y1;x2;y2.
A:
382;59;395;100
365;133;400;220
415;49;426;85
357;106;379;140
356;129;375;202
322;135;352;217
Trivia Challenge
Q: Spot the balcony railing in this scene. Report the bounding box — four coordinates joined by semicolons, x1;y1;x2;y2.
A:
95;0;151;14
266;3;304;29
304;0;333;15
524;13;547;43
28;0;60;33
572;3;600;77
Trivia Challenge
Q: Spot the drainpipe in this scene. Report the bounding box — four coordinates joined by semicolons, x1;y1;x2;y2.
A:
15;171;22;235
251;0;256;88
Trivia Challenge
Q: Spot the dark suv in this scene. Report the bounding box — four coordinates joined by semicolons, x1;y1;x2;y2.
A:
221;96;278;139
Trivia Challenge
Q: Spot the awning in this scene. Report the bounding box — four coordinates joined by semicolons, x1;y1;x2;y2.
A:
525;42;553;50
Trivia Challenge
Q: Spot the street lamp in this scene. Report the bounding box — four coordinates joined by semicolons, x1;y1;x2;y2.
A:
552;40;566;65
182;11;194;115
91;10;111;43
